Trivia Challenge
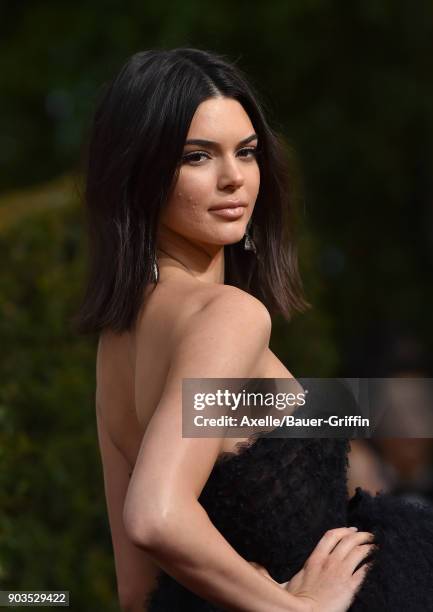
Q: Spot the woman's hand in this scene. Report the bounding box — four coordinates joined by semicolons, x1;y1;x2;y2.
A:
284;527;376;612
250;526;376;612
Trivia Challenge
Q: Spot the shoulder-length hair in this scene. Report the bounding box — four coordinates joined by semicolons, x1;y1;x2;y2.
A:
73;47;310;335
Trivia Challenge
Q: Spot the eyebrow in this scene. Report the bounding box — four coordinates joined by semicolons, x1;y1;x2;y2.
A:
184;133;258;148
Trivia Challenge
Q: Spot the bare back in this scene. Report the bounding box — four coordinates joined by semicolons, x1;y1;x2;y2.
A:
96;278;296;475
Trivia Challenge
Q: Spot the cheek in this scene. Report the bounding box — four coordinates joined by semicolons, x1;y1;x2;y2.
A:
249;164;261;196
162;169;212;227
177;167;213;202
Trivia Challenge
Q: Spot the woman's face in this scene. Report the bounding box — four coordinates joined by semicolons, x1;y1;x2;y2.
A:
160;96;260;248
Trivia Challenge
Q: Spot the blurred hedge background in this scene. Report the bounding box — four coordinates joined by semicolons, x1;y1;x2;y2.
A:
1;2;432;610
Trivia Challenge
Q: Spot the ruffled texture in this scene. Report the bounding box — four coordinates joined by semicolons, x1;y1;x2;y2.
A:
347;486;433;611
146;437;433;611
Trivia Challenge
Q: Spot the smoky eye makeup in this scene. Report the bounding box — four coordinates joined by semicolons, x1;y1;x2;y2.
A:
181;151;208;164
181;145;260;165
239;145;261;157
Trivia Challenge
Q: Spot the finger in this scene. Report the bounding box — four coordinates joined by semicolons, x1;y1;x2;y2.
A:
351;559;375;591
345;543;378;574
332;531;376;559
311;528;364;559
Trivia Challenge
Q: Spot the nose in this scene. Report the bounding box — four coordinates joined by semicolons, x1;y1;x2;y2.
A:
217;155;245;190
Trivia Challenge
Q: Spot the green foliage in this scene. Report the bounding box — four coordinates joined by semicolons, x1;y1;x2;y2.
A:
0;189;116;610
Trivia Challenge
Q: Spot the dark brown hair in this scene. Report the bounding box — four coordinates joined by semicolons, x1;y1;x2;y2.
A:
73;47;310;335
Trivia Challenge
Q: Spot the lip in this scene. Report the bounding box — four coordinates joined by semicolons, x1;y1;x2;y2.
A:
208;200;248;220
209;206;246;220
208;200;248;211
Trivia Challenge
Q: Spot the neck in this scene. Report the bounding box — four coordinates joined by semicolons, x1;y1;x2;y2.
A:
156;224;225;285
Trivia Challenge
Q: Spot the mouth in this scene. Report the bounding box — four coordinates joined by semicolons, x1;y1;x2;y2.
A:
208;201;247;220
208;200;248;212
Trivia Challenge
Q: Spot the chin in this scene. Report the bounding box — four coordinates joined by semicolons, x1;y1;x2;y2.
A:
210;224;246;246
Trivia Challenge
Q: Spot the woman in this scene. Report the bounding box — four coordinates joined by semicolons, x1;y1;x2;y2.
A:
75;48;433;611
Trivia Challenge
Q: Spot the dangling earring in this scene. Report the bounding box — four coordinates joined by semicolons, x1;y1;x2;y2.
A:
244;219;257;253
152;260;159;282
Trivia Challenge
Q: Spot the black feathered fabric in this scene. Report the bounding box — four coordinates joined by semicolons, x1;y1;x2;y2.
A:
145;437;433;611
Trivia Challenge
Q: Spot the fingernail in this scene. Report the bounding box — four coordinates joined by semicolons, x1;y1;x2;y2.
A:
349;526;358;531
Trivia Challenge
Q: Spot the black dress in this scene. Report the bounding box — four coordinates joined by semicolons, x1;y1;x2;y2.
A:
145;436;433;611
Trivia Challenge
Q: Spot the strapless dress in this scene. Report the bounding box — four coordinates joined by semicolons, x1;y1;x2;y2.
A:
145;435;433;611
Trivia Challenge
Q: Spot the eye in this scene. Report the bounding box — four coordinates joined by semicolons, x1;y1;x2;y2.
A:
237;146;259;159
182;151;210;165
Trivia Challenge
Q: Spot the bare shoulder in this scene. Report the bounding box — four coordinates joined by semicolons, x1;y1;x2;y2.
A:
200;283;271;335
133;279;272;382
159;283;272;384
137;278;271;345
168;281;272;345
